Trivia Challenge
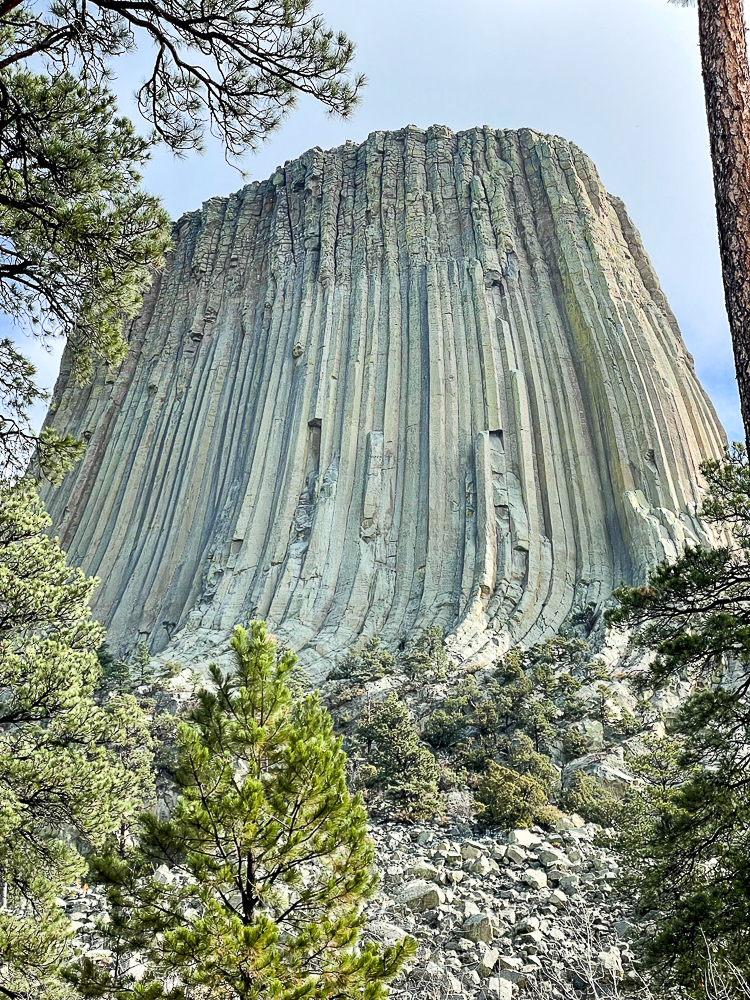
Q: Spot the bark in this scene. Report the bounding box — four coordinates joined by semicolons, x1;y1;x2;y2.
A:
699;0;750;445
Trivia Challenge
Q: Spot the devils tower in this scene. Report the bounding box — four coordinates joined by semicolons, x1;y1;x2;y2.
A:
41;125;725;674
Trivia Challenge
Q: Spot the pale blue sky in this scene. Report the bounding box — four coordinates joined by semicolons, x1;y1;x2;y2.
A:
19;0;744;442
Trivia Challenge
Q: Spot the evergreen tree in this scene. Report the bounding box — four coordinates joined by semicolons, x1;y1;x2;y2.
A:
506;734;559;797
400;626;449;682
0;0;362;477
329;636;394;685
0;64;171;478
493;652;532;732
558;772;621;828
82;621;411;1000
608;447;750;988
0;479;153;1000
475;762;555;829
358;692;441;819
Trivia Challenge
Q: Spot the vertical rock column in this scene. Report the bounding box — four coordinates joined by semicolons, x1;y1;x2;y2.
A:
41;126;725;674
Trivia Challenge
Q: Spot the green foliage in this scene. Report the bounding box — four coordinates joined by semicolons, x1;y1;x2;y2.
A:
607;447;750;685
132;639;151;685
0;479;153;999
562;727;590;762
529;635;591;671
568;601;599;635
614;707;641;737
592;683;616;727
422;676;486;749
1;0;363;157
358;692;441;819
0;63;171;477
609;447;750;988
475;762;556;829
400;625;450;682
329;636;394;684
584;659;609;682
491;652;533;732
559;772;622;828
96;644;129;694
422;706;466;749
557;672;587;721
518;695;557;753
492;637;589;743
506;734;560;797
0;0;362;478
81;621;411;1000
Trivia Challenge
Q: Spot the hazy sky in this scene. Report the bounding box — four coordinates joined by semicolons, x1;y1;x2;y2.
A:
20;0;744;443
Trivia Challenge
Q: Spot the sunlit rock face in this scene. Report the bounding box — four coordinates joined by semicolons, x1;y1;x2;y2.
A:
42;125;725;675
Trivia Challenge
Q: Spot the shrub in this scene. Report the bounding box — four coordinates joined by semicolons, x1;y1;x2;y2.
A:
562;728;591;761
358;692;441;819
400;625;449;682
423;707;465;748
559;771;622;827
329;635;394;684
475;762;556;828
613;708;641;737
507;734;560;796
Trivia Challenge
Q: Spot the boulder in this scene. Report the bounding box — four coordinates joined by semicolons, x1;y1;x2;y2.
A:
522;869;548;890
397;879;445;913
461;840;485;860
406;859;439;880
535;846;570;868
505;845;528;865
507;829;542;849
487;978;514;999
462;911;502;943
478;947;500;977
368;920;409;945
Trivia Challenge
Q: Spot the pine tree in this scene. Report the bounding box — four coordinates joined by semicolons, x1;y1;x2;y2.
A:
0;479;153;1000
82;621;412;1000
400;626;449;682
608;447;750;988
358;692;441;819
0;0;362;477
475;762;555;829
329;636;395;684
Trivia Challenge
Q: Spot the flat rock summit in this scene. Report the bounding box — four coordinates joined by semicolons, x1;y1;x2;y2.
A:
42;125;725;674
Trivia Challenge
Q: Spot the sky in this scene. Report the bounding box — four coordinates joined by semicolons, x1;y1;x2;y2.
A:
19;0;744;443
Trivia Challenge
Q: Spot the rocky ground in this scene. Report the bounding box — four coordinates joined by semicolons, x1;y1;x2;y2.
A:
59;813;634;1000
61;625;659;999
364;817;634;1000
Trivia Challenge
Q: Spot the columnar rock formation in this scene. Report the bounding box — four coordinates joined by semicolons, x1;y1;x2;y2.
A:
42;125;725;673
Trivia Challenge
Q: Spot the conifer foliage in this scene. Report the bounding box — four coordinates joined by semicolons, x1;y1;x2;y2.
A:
357;692;441;820
0;479;153;1000
609;447;750;988
86;621;411;1000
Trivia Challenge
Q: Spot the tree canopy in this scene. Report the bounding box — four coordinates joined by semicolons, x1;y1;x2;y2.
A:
0;479;153;1000
609;447;750;990
0;0;362;478
80;622;411;999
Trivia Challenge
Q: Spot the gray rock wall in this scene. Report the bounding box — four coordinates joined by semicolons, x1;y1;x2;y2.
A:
42;125;725;674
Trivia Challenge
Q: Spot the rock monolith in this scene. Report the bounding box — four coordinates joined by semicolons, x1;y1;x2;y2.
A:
41;125;725;674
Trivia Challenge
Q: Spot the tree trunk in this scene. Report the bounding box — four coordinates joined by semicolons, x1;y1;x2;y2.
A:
698;0;750;446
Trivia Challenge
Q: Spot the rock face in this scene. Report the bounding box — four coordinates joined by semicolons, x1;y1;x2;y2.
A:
41;125;724;672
